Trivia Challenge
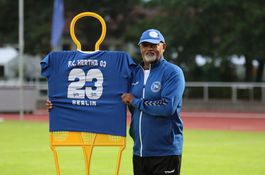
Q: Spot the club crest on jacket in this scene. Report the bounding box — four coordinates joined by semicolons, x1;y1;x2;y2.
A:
151;81;161;92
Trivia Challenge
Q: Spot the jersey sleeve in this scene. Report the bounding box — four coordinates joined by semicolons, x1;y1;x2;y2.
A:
122;52;136;79
40;53;51;78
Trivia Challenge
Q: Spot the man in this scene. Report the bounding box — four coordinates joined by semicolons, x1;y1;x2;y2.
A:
121;29;185;175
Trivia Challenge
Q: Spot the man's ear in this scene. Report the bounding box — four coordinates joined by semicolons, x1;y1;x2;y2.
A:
163;43;167;50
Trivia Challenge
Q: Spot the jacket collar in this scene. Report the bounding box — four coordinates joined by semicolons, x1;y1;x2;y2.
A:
140;57;165;69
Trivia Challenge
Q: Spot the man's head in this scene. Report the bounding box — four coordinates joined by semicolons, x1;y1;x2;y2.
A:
138;29;166;63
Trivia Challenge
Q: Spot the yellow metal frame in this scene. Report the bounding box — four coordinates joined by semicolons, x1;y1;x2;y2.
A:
50;132;126;175
70;12;107;51
50;12;126;175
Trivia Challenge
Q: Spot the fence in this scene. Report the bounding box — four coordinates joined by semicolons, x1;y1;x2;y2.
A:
0;81;38;112
185;82;265;103
1;81;265;112
35;82;265;103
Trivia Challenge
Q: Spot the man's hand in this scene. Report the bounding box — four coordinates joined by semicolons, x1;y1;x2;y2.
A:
45;99;53;111
121;93;134;105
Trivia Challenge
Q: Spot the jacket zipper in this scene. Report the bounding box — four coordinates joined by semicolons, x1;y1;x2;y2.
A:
139;91;144;157
139;64;151;157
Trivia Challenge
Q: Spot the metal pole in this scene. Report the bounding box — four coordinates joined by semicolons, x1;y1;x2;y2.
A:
262;87;265;103
203;84;208;102
232;85;237;103
249;86;254;102
18;0;24;119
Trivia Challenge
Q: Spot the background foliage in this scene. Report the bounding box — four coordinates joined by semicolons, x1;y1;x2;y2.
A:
0;0;264;82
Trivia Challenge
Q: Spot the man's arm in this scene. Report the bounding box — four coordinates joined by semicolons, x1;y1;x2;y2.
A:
123;69;185;117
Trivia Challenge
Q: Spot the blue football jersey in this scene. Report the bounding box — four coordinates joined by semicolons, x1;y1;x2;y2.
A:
41;50;136;136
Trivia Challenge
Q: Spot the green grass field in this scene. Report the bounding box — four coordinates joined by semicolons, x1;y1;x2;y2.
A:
0;120;265;175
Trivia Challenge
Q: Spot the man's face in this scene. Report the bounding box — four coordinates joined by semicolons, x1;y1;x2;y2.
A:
140;42;166;63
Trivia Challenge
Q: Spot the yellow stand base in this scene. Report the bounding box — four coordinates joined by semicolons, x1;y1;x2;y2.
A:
50;132;126;175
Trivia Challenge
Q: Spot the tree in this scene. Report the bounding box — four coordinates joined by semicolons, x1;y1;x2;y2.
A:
0;1;53;54
1;1;264;82
0;0;19;46
0;0;142;54
135;0;265;82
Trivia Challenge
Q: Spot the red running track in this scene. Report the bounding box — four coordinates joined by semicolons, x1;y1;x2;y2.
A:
182;111;265;132
1;111;265;132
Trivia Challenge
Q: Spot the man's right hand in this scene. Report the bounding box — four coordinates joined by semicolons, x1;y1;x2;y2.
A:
121;93;134;105
45;99;53;111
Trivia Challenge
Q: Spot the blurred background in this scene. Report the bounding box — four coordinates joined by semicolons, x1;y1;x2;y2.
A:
1;1;265;175
0;0;265;114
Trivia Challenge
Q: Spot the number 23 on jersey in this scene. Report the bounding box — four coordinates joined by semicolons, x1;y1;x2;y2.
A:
67;68;103;100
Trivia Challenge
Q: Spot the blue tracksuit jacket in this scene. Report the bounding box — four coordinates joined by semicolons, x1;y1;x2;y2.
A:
129;58;185;157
